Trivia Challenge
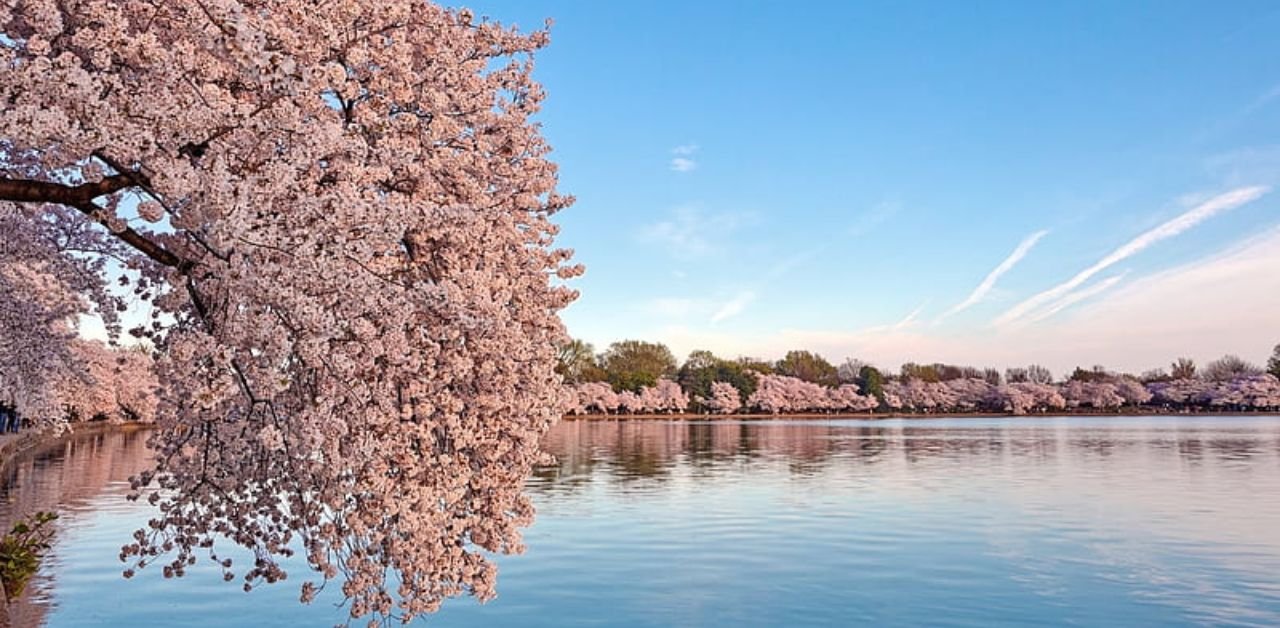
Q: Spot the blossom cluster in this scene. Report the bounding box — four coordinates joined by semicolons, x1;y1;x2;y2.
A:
569;374;877;415
1149;375;1280;410
569;379;689;414
746;375;878;414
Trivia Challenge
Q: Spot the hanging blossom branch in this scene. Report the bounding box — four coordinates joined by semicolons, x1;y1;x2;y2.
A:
2;2;581;625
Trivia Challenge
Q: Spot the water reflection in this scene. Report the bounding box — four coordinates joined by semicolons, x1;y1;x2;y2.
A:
535;417;1280;485
0;429;153;627
520;417;1280;627
2;418;1279;627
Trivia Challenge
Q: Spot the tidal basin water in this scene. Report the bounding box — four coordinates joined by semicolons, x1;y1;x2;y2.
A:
3;416;1280;627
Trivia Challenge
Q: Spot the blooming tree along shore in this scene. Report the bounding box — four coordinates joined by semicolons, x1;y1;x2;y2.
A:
563;342;1280;416
2;1;580;623
566;373;1280;416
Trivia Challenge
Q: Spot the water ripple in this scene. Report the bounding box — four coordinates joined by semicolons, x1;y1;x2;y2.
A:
1;416;1279;626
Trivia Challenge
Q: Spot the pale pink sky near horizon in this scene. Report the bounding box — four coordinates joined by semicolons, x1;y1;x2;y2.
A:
632;223;1280;378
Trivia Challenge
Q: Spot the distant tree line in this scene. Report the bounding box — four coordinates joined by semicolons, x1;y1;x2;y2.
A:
558;340;1280;416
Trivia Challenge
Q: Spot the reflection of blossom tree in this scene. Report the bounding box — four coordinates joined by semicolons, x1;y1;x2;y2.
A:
0;430;155;627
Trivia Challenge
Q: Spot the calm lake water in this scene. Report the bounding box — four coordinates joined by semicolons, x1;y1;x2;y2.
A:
3;416;1280;626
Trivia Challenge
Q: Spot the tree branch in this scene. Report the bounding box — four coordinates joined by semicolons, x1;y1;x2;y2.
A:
0;175;190;270
0;175;134;205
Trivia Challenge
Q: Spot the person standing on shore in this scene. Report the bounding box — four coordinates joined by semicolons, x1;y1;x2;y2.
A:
3;404;19;434
0;404;12;434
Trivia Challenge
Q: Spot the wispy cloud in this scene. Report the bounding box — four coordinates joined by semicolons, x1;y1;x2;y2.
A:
670;157;697;172
1244;83;1280;115
938;229;1048;322
1204;145;1280;188
669;144;699;172
763;249;822;282
848;201;901;237
710;290;756;324
649;297;703;318
1196;83;1280;144
993;186;1269;327
639;205;752;258
702;250;820;327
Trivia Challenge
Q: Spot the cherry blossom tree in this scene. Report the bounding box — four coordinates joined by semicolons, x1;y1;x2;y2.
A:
990;384;1036;415
572;381;619;414
747;374;823;414
881;387;905;411
1017;382;1067;412
1061;381;1124;409
942;378;993;412
1148;378;1208;408
616;390;643;414
701;381;741;414
1232;374;1280;410
1113;378;1153;406
55;340;159;423
3;2;579;622
826;384;877;413
745;374;873;414
0;201;131;428
645;379;689;413
884;379;956;413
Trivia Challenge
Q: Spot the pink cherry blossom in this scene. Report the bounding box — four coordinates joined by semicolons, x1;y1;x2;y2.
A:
702;381;742;414
2;3;577;622
745;374;874;414
1061;381;1124;409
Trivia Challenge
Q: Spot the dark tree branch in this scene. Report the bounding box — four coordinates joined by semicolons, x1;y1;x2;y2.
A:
0;174;134;205
0;175;190;270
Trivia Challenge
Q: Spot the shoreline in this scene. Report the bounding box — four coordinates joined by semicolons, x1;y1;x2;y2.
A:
0;421;153;476
562;409;1280;421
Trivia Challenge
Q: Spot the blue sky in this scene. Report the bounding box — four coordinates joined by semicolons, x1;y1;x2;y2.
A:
466;1;1280;375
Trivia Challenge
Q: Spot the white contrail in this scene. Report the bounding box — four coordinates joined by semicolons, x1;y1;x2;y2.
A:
993;186;1269;327
938;229;1048;322
1027;273;1129;324
710;290;756;324
893;301;928;330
